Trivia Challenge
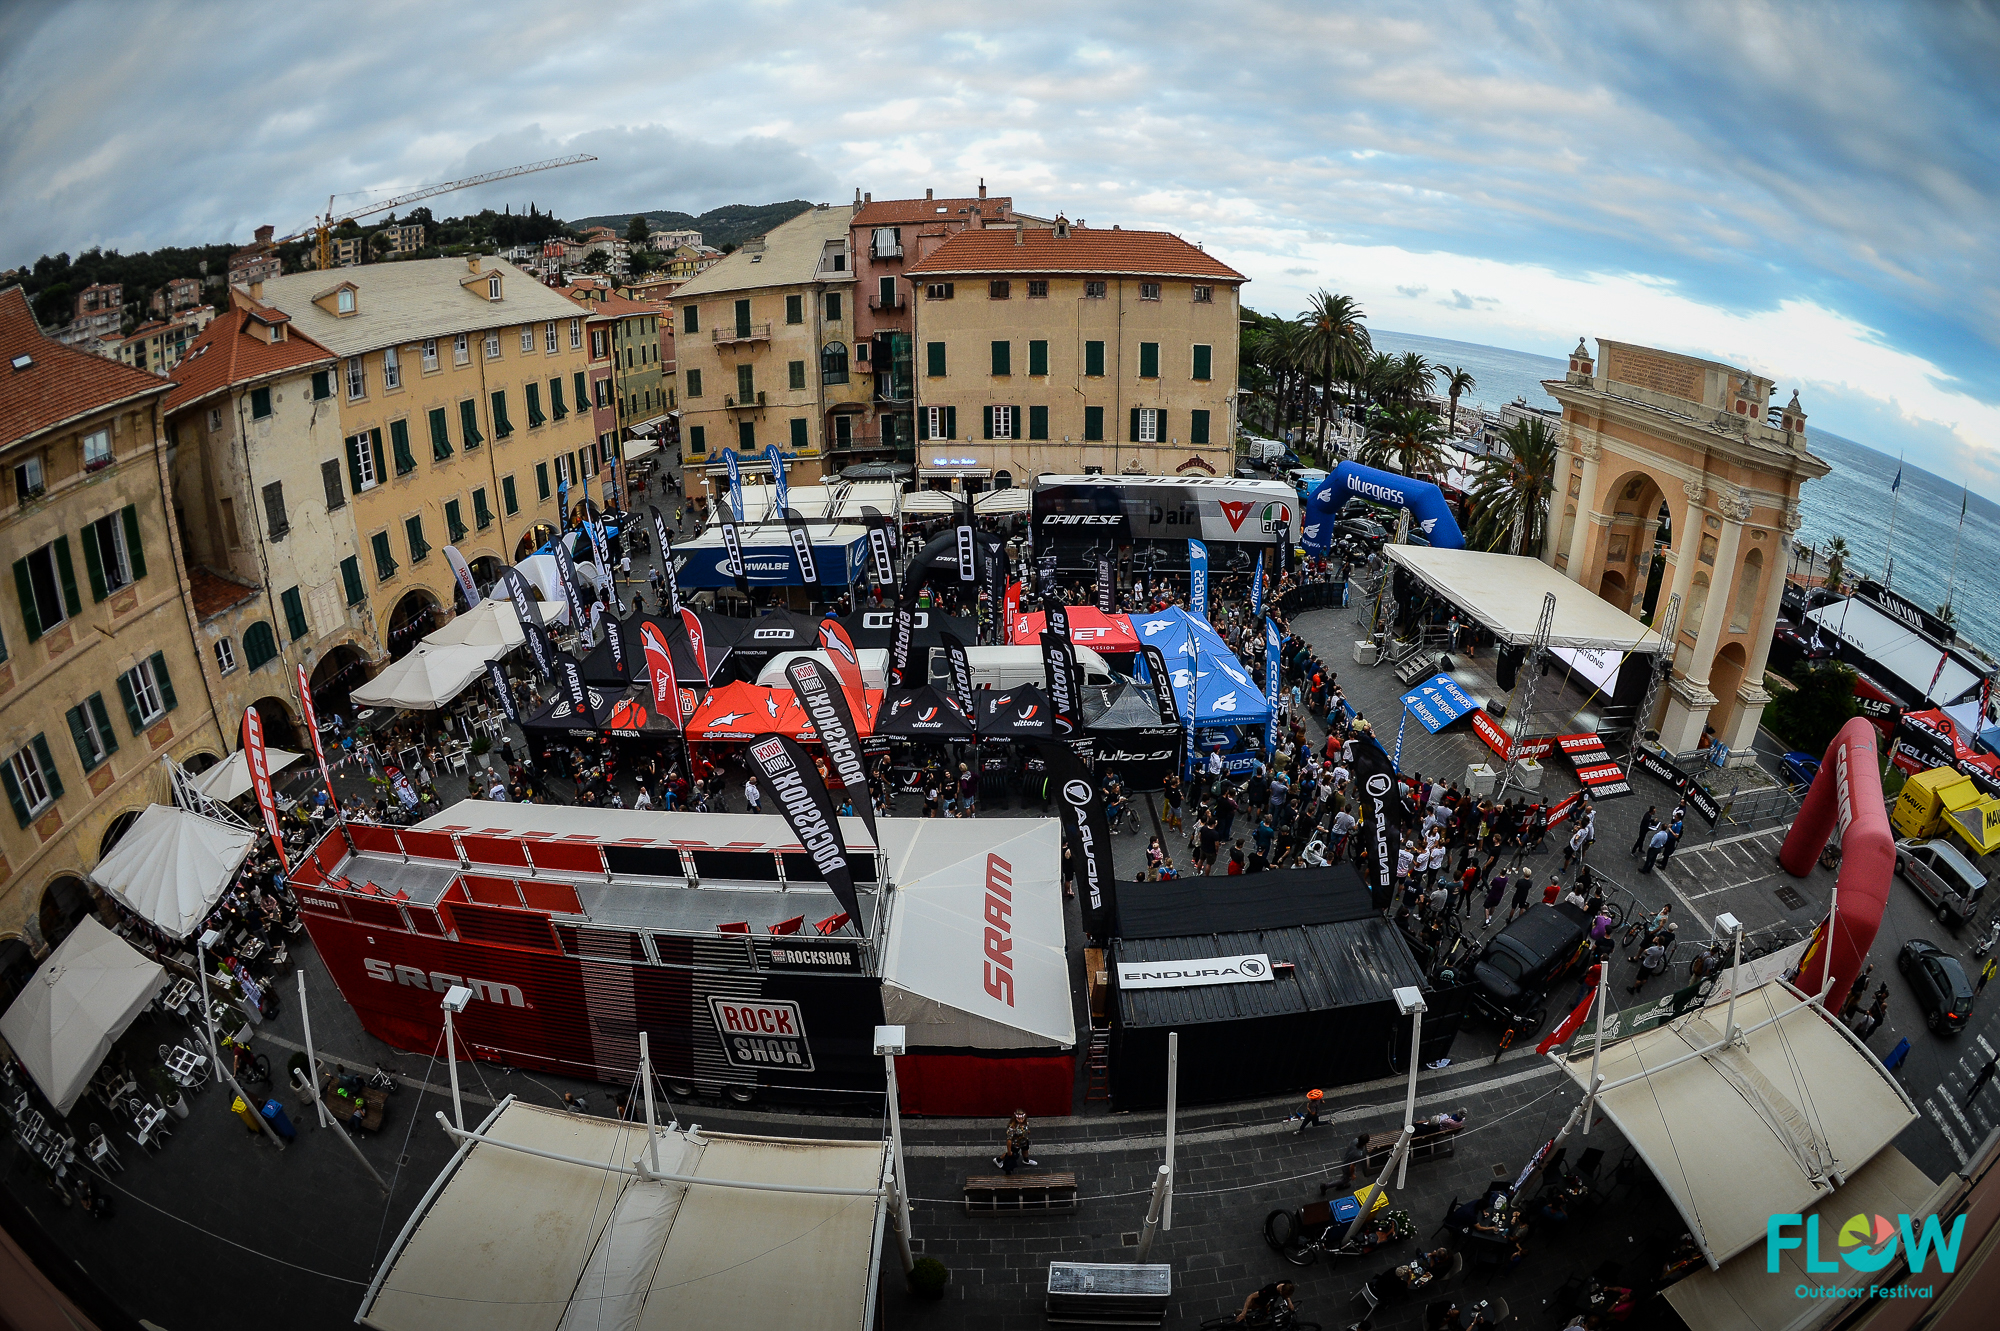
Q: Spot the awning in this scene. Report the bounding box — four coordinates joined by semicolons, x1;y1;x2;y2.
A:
513;553;592;609
1386;546;1666;652
623;438;660;462
899;491;957;515
1008;607;1140;650
974;487;1029;514
423;600;532;659
193;747;303;801
88;804;258;938
1557;980;1916;1265
350;645;493;711
0;917;165;1114
882;819;1073;1049
1806;597;1981;704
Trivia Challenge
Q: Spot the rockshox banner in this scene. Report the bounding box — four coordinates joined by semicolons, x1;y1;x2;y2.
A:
1097;551;1115;612
940;630;974;719
486;660;519;724
785;657;877;844
1350;732;1402;906
1188;539;1209;619
1630;746;1721;826
242;706;291;877
293;663;341;812
1557;732;1633;798
1042;632;1081;735
500;566;559;683
745;734;863;934
1140;645;1180;725
890;604;917;687
678;607;711;682
1048;742;1116;939
782;506;818;584
444;544;482;608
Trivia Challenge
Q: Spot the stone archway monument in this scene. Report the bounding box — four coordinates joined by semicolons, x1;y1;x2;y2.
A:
1544;339;1828;758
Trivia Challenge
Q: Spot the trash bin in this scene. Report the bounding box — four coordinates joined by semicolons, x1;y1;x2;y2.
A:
261;1098;297;1142
230;1095;263;1133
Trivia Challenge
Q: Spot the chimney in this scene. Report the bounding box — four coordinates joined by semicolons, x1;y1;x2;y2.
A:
1015;219;1025;246
250;280;264;302
925;188;933;200
467;255;480;273
255;224;274;245
864;191;872;202
854;187;862;204
978;179;987;200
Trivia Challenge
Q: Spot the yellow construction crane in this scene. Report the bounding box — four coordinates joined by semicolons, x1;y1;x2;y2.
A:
278;153;598;271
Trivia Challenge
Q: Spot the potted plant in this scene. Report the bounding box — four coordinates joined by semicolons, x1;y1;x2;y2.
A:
145;1066;190;1119
470;735;493;769
908;1257;949;1300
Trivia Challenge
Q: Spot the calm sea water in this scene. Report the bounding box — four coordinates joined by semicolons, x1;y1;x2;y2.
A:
1370;328;2000;654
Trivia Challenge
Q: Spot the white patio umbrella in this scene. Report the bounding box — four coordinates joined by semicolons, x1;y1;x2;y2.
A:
974;487;1029;514
424;600;531;658
88;804;258;939
0;916;165;1114
349;644;493;711
192;746;303;801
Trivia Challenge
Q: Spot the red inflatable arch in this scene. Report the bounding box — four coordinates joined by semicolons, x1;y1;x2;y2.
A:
1777;717;1896;1016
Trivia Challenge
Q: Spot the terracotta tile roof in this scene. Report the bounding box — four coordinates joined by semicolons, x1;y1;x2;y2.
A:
188;565;261;621
0;286;173;447
162;307;337;417
853;196;1013;229
565;288;665;320
905;226;1246;281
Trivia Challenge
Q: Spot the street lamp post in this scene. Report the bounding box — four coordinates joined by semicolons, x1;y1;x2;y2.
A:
874;1025;914;1275
441;985;473;1131
1345;985;1427;1244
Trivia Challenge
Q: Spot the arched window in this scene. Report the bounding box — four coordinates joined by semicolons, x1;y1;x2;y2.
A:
1684;572;1710;641
1730;548;1763;633
994;470;1014;490
243;621;279;669
820;341;849;386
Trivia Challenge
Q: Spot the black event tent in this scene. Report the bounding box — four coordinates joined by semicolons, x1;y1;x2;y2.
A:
1108;866;1447;1108
974;683;1058;742
520;683;685;740
579;611;737;688
835;609;977;654
1084;683;1181;790
874;686;976;739
724;608;824;673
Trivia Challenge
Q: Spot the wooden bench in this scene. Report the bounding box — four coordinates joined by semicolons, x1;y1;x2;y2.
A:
320;1073;389;1133
963;1171;1079;1215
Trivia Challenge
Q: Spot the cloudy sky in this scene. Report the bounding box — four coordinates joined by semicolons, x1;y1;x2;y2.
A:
5;1;1997;484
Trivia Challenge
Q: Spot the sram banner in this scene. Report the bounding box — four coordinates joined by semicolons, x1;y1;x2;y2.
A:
707;996;815;1071
1468;710;1555;763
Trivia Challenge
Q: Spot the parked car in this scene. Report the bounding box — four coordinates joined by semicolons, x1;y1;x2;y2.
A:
1896;837;1987;930
1335;517;1389;546
1780;752;1820;790
1469;903;1591;1030
1898;938;1974;1034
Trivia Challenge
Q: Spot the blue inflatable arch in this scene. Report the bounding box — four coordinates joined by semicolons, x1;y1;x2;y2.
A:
1302;461;1465;552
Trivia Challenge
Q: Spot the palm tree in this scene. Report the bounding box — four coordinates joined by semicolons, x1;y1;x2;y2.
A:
1358;404;1449;479
1444;366;1477;435
1297;291;1371;454
1822;537;1849;593
1394;351;1435;404
1467;416;1561;555
1246;316;1308;442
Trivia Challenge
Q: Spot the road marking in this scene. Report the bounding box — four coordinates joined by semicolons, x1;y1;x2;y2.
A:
1978;1034;1996;1060
1944;1090;1980;1140
1925;1097;1969;1166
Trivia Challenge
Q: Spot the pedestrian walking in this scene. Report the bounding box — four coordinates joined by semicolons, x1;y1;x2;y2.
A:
744;775;762;814
1640;825;1670;874
1339;1133;1371;1187
1482;873;1507;929
1967;1056;1998;1107
1507;871;1534;922
1842;963;1875;1020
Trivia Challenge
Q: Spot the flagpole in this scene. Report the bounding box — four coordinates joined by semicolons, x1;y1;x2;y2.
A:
1882;456;1904;589
1946;486;1968;617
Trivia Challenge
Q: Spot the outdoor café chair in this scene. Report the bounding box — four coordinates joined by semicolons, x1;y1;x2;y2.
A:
715;922;750;934
767;916;805;936
813;912;850;936
86;1124;123;1173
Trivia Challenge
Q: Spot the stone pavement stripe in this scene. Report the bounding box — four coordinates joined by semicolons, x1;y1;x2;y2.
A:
1925;1097;1969;1165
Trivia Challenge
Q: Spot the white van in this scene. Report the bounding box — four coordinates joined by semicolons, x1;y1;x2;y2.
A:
927;644;1116;692
755;649;890;692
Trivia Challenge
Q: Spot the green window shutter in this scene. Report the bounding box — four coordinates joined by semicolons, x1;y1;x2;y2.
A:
502;475;519;514
32;735;60;800
474;489;493;527
429;408;451;459
735;299;752;337
53;537;80;616
446;500;466;542
1029;406;1049;441
116;672;142;733
1190;409;1210;445
370;430;387;480
244;623;276;668
67;705;97;773
347;435;364;492
1085;341;1105;377
536;463;550;500
1139;342;1159;379
550;377;566;418
89;695;115;755
788;361;805;391
282;587;308;641
736;364;754;401
459;399;483;449
1157;411;1168;441
149;651;176;713
121;505;145;581
991;341;1010;376
391;419;416;474
686;369;701;398
491;391;511;438
687;425;705;453
789;418;808;449
81;521;106;602
573;372;586;411
1028;341;1048;376
738;421;756;451
250;386;272;419
1084;406;1104;441
1192;344;1212;381
982;407;994;440
340;555;364;606
526;382;545;427
371;531;396;581
785;295;803;325
926;342;946;377
1130;408;1141;443
12;559;39;642
0;760;27;827
683;305;698;335
944;406;957;440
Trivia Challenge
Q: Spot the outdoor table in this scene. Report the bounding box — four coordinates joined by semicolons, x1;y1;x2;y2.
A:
161;976;196;1017
86;1131;123;1172
164;1045;208;1089
131;1104;169;1151
238;935;267;962
37;1133;71;1176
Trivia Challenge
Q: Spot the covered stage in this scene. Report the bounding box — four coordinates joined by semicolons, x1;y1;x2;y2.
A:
1384;546;1666;654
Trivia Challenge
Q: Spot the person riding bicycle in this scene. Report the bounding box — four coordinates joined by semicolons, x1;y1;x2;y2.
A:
1235;1280;1297;1324
1103;775;1130;829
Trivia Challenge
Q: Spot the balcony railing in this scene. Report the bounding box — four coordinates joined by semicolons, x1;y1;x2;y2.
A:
827;432;890;454
723;392;767;409
713;323;771;345
868;293;905;312
871;242;903;259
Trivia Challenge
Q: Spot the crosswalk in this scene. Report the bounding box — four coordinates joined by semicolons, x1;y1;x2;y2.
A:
1921;1032;1999;1166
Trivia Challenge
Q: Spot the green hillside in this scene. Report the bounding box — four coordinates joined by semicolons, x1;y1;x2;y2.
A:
571;200;818;250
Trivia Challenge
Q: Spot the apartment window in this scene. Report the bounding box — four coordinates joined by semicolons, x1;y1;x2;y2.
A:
119;653;176;729
484;332;500;360
13;539;79;641
454;333;469;365
736;364;755;401
573;371;587;412
589;327;606;359
925;405;957;440
685;368;703;399
786;294;804;325
687;425;706;454
3;737;60;824
322;459;345;511
1192;343;1213;381
790;418;809;449
548;376;566;420
925;283;954;301
261;481;289;540
1084;281;1107;299
544;321;557;352
383;346;401;390
1084;406;1105;442
1028;340;1049;376
346;428;382;493
569;318;581;350
520;326;536;354
737;421;756;451
308;370;333;401
1139;342;1160;379
926;342;947;377
788;360;807;391
1140;282;1162;301
535;462;551;501
282;586;309;641
459;399;483;449
465;486;489;531
242;622;277;669
501;475;519;515
346;355;366;399
1084;340;1105;377
83;506;143;597
405;515;430;563
1029;405;1049;441
487;275;502;300
491;390;513;438
986;406;1016;439
390;419;416;475
1193;285;1214;304
66;694;118;773
445;499;467;543
1028;280;1048;299
821;341;848;385
734;300;752;337
878;276;896;306
595;379;611;409
336;287;355;314
340;555;365;605
526;382;546;428
825;293;842;323
1190;409;1211;445
422;338;438;371
249;387;273;420
683;305;699;334
213;638;237;674
428;407;452;460
13;456;43;502
1132;407;1162;443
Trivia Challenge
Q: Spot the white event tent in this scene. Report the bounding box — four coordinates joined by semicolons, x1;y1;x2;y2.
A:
193;746;303;801
89;804;258;938
0;917;165;1113
1385;546;1666;653
350;645;492;711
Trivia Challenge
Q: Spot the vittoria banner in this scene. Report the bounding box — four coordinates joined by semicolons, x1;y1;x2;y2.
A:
1630;746;1720;826
890;604;917;687
940;630;974;718
745;734;863;934
1042;633;1081;735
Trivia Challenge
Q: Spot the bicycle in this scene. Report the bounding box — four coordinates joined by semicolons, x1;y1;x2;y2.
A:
1263;1201;1416;1268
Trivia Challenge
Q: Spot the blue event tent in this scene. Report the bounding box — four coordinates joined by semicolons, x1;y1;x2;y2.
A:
1127;607;1272;726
